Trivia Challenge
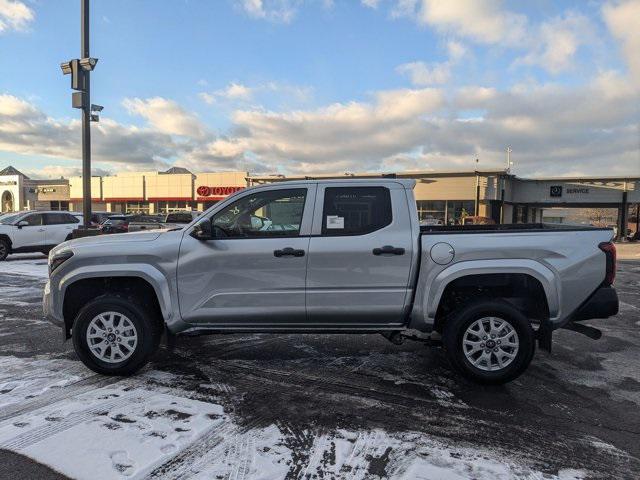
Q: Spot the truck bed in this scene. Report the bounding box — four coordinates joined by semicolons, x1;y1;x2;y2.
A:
420;223;613;234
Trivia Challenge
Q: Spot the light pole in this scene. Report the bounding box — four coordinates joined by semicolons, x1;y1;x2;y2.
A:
60;0;101;234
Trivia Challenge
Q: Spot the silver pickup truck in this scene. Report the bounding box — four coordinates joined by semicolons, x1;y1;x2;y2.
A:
44;179;619;384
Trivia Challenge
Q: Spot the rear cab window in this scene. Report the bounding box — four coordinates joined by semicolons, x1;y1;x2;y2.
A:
321;186;392;236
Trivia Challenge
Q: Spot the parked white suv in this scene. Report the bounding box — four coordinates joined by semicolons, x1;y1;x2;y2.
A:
0;211;82;261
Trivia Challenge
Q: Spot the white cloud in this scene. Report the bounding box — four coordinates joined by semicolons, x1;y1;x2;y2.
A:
394;0;527;46
238;0;299;23
0;94;179;171
199;81;312;105
603;0;640;85
516;12;593;74
0;0;34;33
199;83;255;104
2;69;638;178
361;0;380;8
396;41;466;86
122;97;207;139
396;61;451;85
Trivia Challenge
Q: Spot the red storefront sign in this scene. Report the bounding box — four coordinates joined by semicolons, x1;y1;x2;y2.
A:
196;185;244;201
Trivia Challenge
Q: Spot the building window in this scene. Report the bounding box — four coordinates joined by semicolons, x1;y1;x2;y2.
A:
125;201;149;214
156;201;196;213
515;205;527;223
417;200;446;225
50;201;69;211
416;200;475;225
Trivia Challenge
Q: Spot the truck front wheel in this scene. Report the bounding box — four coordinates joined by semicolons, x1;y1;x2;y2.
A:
72;295;161;376
443;300;535;385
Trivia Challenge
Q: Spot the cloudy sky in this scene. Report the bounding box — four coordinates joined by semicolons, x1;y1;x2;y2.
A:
0;0;639;179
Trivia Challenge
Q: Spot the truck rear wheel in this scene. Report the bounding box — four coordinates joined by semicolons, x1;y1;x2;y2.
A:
443;300;535;385
72;295;161;376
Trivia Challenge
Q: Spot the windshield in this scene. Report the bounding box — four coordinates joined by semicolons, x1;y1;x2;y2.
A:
0;213;22;225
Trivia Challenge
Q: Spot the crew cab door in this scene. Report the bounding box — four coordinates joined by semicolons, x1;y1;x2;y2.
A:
177;185;315;326
12;213;45;249
43;212;79;247
306;183;414;326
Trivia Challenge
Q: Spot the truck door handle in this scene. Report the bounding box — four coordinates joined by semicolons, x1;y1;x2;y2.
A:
373;245;405;256
274;247;305;258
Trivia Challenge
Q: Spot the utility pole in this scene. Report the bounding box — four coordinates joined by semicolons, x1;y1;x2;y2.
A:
506;146;513;173
80;0;91;230
61;0;102;234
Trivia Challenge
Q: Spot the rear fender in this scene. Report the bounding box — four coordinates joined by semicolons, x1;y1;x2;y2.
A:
421;259;560;326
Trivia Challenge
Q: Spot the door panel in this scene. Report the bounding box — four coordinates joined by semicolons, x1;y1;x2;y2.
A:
12;213;45;249
43;213;77;246
306;185;414;326
177;186;315;327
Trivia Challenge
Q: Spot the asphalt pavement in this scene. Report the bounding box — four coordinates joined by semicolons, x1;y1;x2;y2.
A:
0;248;639;479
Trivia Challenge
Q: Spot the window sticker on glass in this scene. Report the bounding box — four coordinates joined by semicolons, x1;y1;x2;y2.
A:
326;215;344;229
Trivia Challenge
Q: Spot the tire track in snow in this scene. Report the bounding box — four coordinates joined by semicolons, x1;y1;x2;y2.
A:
0;390;149;451
142;416;264;480
0;374;122;423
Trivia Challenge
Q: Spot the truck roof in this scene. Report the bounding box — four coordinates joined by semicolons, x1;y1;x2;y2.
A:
249;178;416;190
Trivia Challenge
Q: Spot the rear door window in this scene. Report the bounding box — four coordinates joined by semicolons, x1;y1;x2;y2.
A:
44;213;78;225
321;187;392;236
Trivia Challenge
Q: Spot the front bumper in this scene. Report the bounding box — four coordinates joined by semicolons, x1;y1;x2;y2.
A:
571;286;619;323
42;280;64;328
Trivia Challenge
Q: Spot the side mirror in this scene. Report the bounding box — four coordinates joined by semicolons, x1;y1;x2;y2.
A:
190;218;214;241
17;220;29;229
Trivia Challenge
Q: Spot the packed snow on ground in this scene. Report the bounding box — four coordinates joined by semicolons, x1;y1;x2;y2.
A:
0;255;48;278
0;356;89;409
0;358;591;480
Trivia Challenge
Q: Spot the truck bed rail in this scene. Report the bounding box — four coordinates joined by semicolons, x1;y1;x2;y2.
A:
420;223;613;234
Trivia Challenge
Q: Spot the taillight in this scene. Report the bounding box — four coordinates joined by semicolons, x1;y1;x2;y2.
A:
598;242;616;285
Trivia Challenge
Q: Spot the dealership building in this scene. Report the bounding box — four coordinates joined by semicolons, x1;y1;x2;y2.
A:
1;165;638;236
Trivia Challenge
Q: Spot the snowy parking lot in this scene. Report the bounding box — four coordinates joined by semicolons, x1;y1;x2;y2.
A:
0;248;639;480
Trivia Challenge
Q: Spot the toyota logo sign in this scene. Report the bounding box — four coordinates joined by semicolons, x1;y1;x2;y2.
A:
196;185;244;197
196;185;211;197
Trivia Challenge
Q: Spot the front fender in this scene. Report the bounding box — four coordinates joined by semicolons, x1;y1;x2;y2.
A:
57;263;174;323
420;259;560;326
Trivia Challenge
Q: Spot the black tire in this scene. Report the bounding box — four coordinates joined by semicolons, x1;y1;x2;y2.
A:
443;300;535;385
72;295;162;376
0;239;8;261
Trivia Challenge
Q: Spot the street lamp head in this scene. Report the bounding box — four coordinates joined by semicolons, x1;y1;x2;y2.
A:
79;57;98;71
60;61;72;75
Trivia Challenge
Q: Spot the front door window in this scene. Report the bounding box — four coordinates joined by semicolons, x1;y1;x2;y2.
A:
212;189;306;238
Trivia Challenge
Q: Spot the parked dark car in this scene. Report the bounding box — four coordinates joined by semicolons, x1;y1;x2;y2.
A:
89;212;111;227
99;215;132;234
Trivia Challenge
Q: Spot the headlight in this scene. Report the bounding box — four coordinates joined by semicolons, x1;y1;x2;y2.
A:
49;251;74;275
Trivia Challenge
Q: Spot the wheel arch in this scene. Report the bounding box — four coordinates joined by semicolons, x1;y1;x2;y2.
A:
60;269;172;338
0;233;12;250
425;260;559;332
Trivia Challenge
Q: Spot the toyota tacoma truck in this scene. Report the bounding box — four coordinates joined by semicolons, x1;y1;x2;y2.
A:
43;179;619;384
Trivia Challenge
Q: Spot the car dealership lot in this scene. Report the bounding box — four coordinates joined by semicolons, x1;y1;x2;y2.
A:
0;249;639;479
